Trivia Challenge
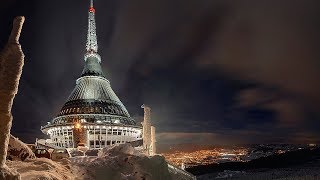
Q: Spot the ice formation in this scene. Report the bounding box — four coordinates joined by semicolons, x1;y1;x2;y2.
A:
7;135;35;161
6;158;74;180
0;16;25;180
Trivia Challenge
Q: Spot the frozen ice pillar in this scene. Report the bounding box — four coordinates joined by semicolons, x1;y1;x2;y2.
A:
0;16;25;179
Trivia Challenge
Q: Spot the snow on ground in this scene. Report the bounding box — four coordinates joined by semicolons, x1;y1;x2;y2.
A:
4;144;194;180
7;135;35;161
6;158;74;180
71;144;172;180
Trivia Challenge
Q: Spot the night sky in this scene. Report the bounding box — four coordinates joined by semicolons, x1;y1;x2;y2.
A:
1;0;320;149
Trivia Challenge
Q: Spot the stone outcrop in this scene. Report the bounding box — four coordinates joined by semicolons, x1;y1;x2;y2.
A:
0;16;25;180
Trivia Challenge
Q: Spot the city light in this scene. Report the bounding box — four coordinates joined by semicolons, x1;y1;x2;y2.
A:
162;147;248;167
75;122;81;129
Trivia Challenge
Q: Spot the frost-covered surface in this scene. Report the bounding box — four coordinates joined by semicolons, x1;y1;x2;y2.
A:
0;16;25;180
0;16;25;168
0;165;20;180
5;143;195;180
6;158;74;180
72;144;171;180
71;144;196;180
69;149;84;157
5;136;73;180
168;164;197;180
7;135;35;161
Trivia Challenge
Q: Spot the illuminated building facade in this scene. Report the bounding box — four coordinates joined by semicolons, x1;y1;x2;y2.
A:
40;0;142;149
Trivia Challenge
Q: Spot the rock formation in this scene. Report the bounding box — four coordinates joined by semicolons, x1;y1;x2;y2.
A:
0;16;25;180
72;143;172;180
7;135;35;161
6;158;74;180
71;143;196;180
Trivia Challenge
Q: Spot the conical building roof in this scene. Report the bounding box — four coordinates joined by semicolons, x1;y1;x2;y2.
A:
57;71;132;120
52;0;135;126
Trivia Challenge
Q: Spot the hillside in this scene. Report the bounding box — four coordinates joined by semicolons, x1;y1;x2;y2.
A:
187;147;320;176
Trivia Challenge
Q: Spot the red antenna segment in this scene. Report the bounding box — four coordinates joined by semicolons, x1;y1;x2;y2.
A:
89;0;95;13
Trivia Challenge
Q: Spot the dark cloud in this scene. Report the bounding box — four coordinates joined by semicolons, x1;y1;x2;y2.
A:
0;0;319;145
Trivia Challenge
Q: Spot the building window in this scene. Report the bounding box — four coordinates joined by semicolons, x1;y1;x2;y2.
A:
89;141;94;148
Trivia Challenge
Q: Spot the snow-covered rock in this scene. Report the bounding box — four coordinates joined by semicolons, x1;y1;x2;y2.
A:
4;144;195;180
7;135;35;161
69;149;84;157
85;149;99;156
98;143;137;157
0;165;20;180
0;16;25;168
6;158;74;180
73;144;172;180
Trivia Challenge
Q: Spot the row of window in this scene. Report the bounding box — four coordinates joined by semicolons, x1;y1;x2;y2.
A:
52;129;73;136
52;128;74;148
59;104;127;117
50;129;138;136
53;117;133;125
53;141;74;148
89;140;128;148
88;129;138;135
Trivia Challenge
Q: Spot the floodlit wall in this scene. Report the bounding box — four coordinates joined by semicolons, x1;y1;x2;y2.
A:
151;126;156;155
142;104;151;155
44;125;142;149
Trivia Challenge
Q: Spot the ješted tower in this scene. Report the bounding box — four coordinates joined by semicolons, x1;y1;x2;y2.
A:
41;0;142;149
